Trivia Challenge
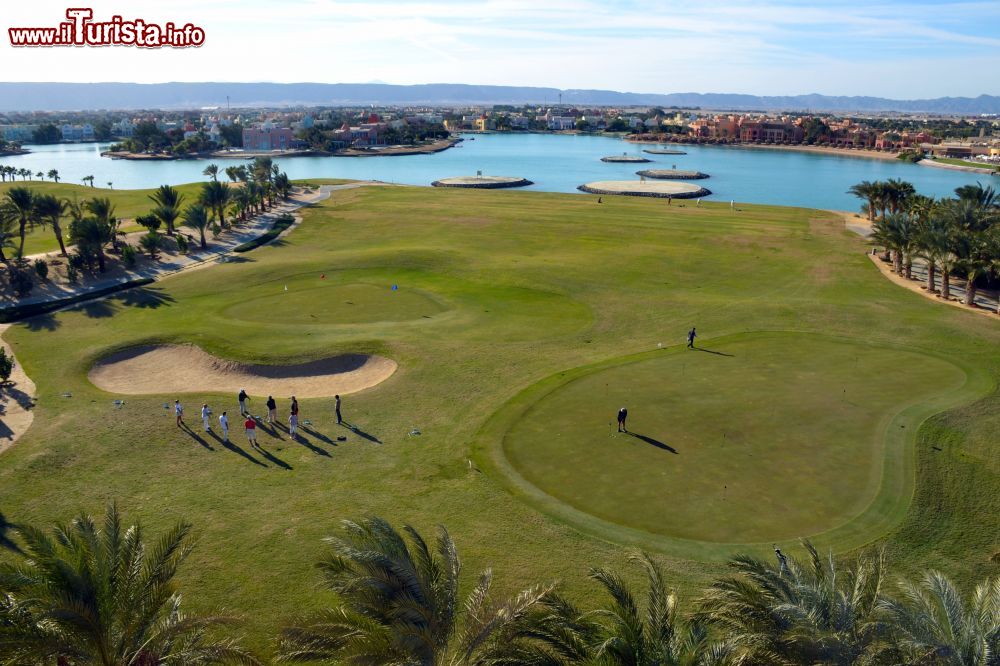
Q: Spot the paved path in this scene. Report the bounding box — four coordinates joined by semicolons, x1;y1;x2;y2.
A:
0;323;36;452
2;185;336;310
843;212;999;313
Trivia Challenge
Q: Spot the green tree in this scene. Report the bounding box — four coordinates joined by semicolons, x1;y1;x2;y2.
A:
31;123;61;144
879;572;1000;666
203;163;219;181
0;503;260;665
4;186;36;258
32;193;69;257
872;212;918;276
0;205;20;262
200;180;232;228
696;542;896;665
46;169;60;183
70;216;113;272
277;517;554;665
149;184;185;235
182;203;211;250
848;181;880;221
0;346;14;383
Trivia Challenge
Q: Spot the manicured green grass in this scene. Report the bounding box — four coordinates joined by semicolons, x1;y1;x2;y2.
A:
501;332;971;549
931;157;999;171
0;181;205;256
1;185;998;655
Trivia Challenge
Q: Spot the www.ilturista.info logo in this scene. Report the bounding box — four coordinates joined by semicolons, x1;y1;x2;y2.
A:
8;8;205;48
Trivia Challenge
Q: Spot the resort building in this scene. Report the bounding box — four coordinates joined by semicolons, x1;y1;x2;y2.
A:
242;124;295;151
60;124;95;141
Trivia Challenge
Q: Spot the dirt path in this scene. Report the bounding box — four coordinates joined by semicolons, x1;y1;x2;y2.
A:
0;324;36;451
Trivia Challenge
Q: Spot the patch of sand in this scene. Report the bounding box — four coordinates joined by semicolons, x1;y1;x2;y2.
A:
866;254;999;320
0;324;36;452
89;344;397;398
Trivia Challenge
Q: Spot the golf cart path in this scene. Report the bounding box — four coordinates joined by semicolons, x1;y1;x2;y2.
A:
0;323;36;452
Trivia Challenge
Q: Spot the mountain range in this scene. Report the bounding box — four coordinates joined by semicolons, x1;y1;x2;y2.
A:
0;82;998;114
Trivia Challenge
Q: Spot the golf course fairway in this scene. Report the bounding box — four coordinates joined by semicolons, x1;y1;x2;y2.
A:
1;183;997;652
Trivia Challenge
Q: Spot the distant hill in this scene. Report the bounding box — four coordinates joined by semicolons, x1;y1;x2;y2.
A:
0;82;998;114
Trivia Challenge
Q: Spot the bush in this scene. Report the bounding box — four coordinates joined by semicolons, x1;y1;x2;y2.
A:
175;233;190;254
8;267;34;297
67;265;79;284
0;347;13;383
33;259;48;280
139;232;161;259
135;214;161;232
120;243;137;267
68;252;87;272
211;223;222;238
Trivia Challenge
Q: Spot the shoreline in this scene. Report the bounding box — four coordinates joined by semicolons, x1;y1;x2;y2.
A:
101;137;460;162
625;138;901;162
917;158;998;175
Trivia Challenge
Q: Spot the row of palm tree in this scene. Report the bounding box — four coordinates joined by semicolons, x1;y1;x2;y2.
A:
2;506;996;666
0;167;62;183
848;179;917;221
852;181;1000;312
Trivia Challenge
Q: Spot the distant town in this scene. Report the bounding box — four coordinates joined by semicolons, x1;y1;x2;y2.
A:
1;104;999;170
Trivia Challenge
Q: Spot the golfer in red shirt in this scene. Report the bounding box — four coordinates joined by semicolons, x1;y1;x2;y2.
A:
244;416;258;446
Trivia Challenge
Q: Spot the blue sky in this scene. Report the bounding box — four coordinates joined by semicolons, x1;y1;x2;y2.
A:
3;0;999;98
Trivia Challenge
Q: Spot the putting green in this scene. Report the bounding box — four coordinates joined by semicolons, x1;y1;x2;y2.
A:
222;279;447;325
500;333;968;548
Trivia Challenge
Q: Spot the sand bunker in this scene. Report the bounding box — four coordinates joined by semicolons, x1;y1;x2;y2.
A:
89;345;396;398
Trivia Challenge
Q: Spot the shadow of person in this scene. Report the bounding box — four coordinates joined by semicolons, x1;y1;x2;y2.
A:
628;432;678;454
341;421;382;444
254;444;293;470
694;347;735;357
0;512;22;554
300;425;336;445
181;425;214;451
207;430;267;467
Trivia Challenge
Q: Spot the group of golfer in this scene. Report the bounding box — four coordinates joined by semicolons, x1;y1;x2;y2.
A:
616;327;697;433
173;390;344;447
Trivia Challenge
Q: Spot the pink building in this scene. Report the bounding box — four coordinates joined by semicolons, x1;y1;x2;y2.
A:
242;126;294;151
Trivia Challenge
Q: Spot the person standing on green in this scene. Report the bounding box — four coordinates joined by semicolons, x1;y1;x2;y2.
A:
687;327;697;349
617;407;628;433
335;394;342;425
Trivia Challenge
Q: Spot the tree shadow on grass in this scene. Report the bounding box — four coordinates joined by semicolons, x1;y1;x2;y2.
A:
693;347;734;358
22;313;59;331
112;286;175;309
0;512;22;554
628;431;678;454
2;381;36;412
341;421;382;444
78;299;118;318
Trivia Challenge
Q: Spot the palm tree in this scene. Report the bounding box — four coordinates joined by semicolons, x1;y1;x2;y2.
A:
232;187;252;222
276;517;555;666
183;203;211;250
914;213;954;294
954;182;998;210
274;172;292;200
200;180;232;228
46;168;60;183
5;186;35;259
884;178;916;215
107;181;113;189
848;181;879;222
224;165;247;183
696;541;896;665
35;171;44;181
203;163;219;181
0;204;19;261
33;193;69;256
953;231;993;307
0;503;260;666
86;197;122;250
149;184;185;235
872;212;918;276
534;552;729;666
70;216;114;272
82;174;95;187
18;168;31;181
879;571;999;665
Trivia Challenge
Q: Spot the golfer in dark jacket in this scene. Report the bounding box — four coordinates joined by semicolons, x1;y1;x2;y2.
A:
617;407;628;433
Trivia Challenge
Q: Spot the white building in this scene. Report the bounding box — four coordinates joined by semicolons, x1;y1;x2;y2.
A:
547;116;576;130
60;124;95;141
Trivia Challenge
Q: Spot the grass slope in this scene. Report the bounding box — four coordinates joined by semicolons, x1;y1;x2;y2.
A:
1;186;998;655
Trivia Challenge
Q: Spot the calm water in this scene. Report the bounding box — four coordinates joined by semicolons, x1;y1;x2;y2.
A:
2;133;991;210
